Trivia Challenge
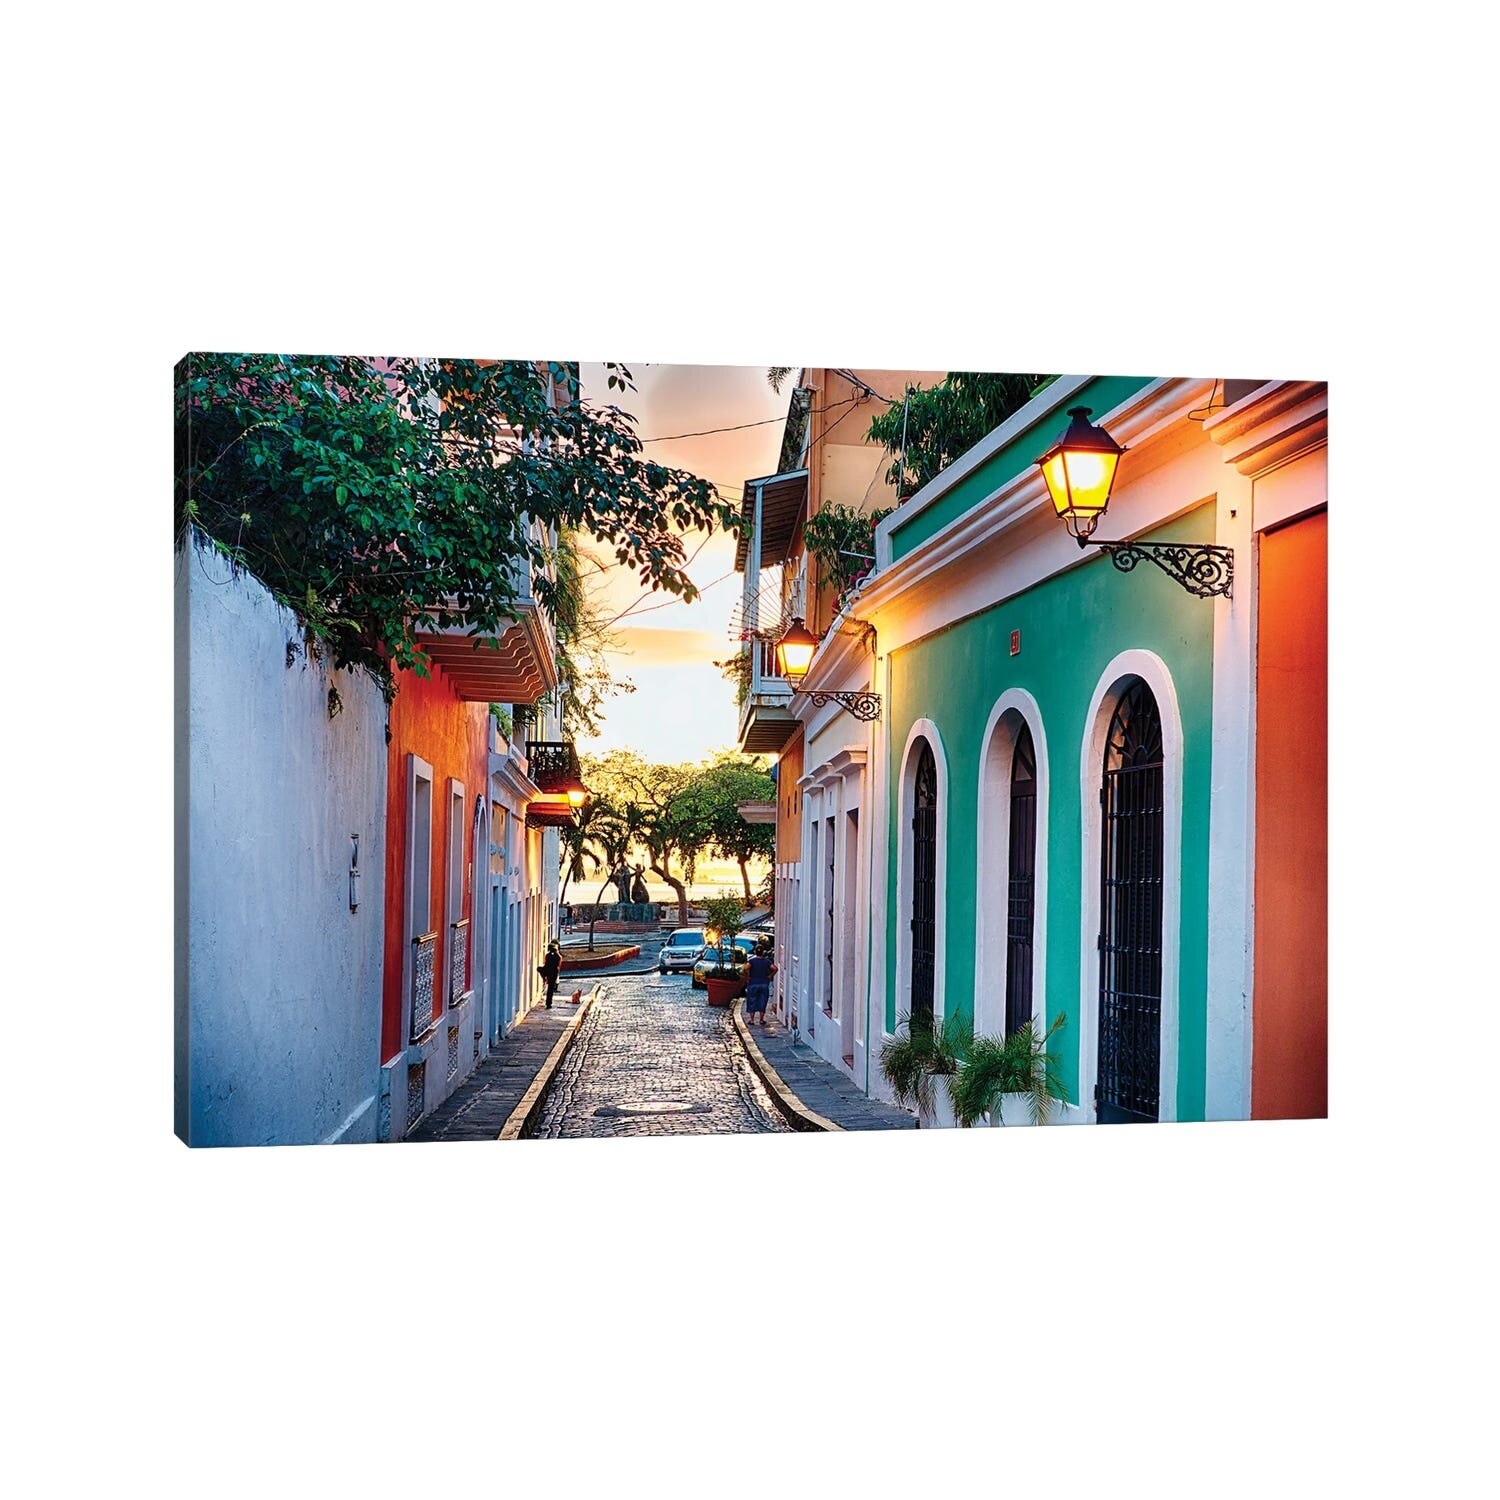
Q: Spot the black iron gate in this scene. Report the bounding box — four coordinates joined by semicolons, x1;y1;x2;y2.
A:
1005;723;1037;1035
1097;679;1164;1123
910;739;938;1028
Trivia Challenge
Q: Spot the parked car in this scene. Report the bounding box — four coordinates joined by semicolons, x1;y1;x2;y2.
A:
691;934;761;989
658;929;707;974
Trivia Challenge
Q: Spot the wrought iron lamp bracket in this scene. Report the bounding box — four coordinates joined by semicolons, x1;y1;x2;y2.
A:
1086;539;1234;599
797;688;882;722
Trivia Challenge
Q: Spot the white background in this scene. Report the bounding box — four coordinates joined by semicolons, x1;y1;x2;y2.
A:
5;3;1494;1496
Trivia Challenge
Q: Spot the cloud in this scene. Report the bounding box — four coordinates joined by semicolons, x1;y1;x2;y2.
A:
611;625;727;667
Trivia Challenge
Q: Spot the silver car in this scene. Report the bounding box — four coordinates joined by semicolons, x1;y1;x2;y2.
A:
658;928;706;974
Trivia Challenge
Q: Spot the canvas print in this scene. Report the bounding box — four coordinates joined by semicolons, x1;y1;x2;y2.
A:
174;357;1327;1146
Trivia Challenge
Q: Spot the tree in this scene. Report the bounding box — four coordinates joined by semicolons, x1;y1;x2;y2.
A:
865;371;1056;497
688;753;776;903
583;749;711;926
558;796;627;911
175;355;742;702
544;526;633;742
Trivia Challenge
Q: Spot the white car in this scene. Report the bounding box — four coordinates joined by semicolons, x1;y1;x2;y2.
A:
658;929;707;974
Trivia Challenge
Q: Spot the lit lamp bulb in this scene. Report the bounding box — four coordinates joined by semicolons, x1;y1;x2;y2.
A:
1036;406;1125;544
774;617;819;682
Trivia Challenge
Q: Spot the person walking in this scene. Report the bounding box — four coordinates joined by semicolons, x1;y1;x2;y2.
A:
539;940;562;1009
745;941;776;1026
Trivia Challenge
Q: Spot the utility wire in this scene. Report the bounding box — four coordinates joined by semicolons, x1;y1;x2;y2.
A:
635;394;858;445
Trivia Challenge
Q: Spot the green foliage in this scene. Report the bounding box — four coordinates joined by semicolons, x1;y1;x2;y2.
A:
582;749;705;920
175;354;742;702
947;1013;1070;1126
688;751;775;898
488;703;513;740
801;503;891;599
580;749;775;918
879;1011;967;1118
866;371;1055;497
699;892;745;977
558;796;630;906
548;527;633;740
713;648;752;708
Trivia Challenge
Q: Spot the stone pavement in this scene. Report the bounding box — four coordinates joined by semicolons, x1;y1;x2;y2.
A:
529;970;790;1138
747;1020;918;1131
407;1001;581;1142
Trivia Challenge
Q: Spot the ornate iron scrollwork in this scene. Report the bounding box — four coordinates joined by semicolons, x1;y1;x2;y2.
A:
802;689;882;722
1094;541;1234;599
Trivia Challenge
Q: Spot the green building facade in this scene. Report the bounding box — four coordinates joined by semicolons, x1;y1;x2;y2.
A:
857;374;1233;1124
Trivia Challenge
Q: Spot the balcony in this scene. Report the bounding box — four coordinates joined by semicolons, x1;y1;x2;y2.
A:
733;468;809;754
737;635;797;754
525;739;582;792
524;738;588;827
411;551;559;705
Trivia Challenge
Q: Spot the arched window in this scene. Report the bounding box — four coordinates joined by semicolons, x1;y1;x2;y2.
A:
1005;722;1037;1035
910;738;938;1028
1097;677;1165;1123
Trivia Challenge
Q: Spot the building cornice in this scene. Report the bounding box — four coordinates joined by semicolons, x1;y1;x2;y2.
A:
856;377;1213;625
1203;380;1327;478
490;750;542;804
874;374;1095;564
798;606;873;695
797;747;868;791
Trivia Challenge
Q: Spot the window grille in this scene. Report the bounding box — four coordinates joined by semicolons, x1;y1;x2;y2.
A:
1097;679;1165;1123
1005;723;1038;1035
909;740;938;1028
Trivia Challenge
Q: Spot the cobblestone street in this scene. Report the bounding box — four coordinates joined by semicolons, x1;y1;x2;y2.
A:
529;969;791;1138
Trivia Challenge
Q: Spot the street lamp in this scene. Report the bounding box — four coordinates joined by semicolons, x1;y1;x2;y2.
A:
1037;405;1125;543
1036;405;1234;598
773;617;818;682
558;773;589;808
773;616;882;722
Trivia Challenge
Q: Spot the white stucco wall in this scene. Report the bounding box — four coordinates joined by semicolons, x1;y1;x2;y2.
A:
175;534;387;1147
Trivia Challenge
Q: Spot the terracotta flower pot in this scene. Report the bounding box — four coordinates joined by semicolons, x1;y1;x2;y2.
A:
705;974;745;1007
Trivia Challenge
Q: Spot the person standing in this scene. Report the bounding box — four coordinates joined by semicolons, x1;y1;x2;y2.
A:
539;940;562;1010
745;942;776;1026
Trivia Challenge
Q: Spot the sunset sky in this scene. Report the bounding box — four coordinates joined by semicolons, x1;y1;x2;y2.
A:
574;361;791;766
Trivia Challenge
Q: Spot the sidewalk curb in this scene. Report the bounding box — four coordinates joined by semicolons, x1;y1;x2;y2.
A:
732;999;843;1133
497;986;600;1141
560;945;640;972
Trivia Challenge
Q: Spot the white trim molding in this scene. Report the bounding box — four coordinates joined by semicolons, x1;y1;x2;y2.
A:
1203;380;1327;480
894;717;949;1032
866;377;1214;610
974;689;1050;1043
403;753;436;1045
1078;651;1184;1124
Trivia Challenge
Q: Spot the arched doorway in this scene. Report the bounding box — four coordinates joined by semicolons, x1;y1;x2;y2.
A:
1005;721;1037;1036
910;738;938;1028
1097;677;1165;1123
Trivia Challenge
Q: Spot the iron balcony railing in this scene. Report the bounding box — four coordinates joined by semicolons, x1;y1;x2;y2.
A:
449;918;470;1003
525;739;581;793
410;931;437;1042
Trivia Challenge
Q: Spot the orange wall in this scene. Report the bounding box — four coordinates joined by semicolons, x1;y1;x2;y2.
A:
1253;509;1328;1119
381;667;490;1062
776;731;803;865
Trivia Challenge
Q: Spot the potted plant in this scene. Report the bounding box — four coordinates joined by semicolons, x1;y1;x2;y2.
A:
700;893;747;1007
947;1013;1070;1126
879;1011;967;1126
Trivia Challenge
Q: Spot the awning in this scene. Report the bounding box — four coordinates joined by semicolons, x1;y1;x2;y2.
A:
733;469;808;572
